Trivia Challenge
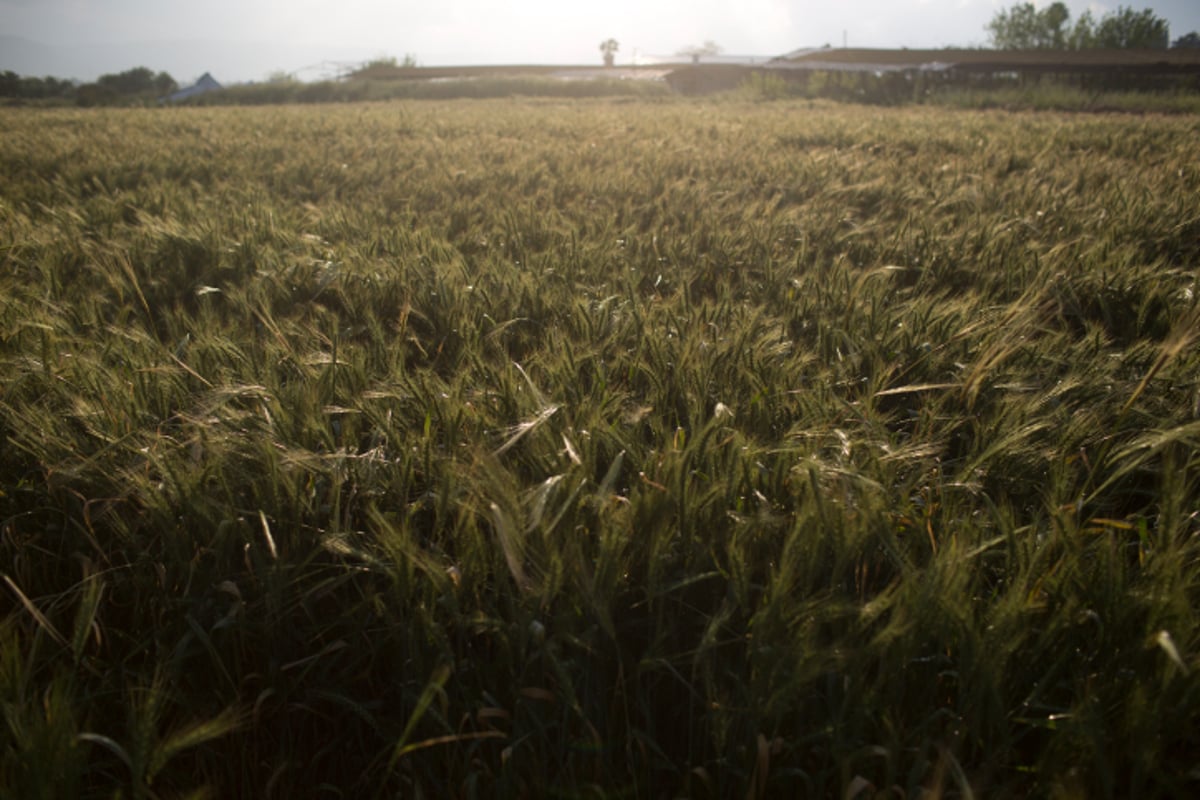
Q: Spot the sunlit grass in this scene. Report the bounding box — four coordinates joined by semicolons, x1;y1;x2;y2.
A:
1;99;1198;797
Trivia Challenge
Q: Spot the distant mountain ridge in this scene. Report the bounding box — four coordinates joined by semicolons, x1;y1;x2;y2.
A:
0;36;67;78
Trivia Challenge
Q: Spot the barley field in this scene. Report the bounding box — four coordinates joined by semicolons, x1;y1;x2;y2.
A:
1;99;1198;798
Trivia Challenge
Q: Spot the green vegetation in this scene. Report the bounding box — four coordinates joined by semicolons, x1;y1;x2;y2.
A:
86;67;178;104
0;71;76;105
737;70;1200;114
929;84;1200;114
188;75;671;105
1;99;1199;797
1;66;177;108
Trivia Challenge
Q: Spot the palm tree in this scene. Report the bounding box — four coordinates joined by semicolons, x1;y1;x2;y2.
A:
600;39;619;68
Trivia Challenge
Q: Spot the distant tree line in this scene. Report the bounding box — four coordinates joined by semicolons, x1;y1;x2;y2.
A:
0;71;75;101
986;3;1197;50
0;66;177;106
77;67;177;106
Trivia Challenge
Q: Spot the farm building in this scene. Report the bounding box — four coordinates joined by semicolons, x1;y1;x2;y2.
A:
163;72;222;103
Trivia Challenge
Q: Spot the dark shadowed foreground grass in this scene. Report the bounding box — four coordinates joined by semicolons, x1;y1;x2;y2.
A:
1;100;1198;798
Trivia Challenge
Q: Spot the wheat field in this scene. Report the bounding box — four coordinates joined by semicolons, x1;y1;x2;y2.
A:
1;99;1198;797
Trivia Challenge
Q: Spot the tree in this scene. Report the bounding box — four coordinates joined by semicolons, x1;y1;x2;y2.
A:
1173;32;1200;49
599;38;618;68
361;54;418;70
986;2;1071;49
153;71;177;96
676;40;723;62
1094;6;1169;49
1042;2;1070;48
1067;10;1097;50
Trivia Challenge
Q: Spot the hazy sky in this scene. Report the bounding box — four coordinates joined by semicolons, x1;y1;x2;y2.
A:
4;1;1200;81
